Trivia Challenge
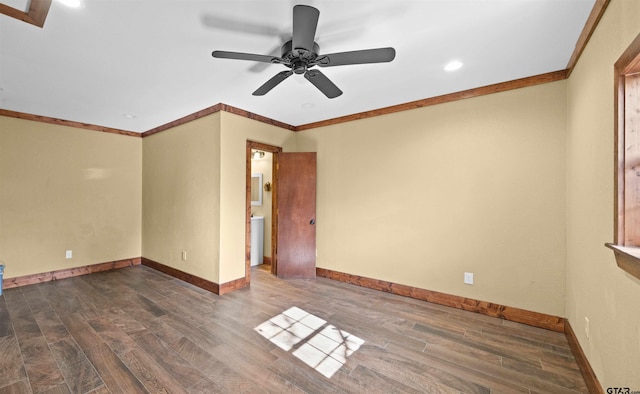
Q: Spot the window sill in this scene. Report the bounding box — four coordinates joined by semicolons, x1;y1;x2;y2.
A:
605;243;640;280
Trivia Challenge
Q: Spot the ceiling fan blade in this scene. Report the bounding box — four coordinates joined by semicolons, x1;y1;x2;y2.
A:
292;5;319;52
253;70;293;96
248;45;283;73
212;50;283;64
202;15;281;37
317;47;396;67
304;69;342;99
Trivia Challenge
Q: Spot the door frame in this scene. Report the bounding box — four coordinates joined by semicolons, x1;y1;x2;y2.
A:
245;141;282;285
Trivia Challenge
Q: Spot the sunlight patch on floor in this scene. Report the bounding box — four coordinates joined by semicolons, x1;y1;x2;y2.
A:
254;306;364;378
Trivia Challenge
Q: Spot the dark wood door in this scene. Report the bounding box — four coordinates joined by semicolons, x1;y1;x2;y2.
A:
275;152;317;278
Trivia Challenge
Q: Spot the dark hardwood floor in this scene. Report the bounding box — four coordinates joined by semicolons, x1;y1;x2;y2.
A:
0;264;587;393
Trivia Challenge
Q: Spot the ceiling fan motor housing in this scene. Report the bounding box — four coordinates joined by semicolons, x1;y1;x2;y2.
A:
281;40;320;74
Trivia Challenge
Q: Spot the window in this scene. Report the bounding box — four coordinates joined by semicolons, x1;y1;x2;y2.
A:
607;33;640;280
615;33;640;246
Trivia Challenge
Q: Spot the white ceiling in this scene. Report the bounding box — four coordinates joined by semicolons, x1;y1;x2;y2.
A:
0;0;594;133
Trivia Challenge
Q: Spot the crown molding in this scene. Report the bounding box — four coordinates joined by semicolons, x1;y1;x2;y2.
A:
565;0;611;77
141;103;295;138
0;109;141;137
295;70;568;131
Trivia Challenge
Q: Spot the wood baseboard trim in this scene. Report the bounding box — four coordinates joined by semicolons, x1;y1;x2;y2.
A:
141;257;219;293
263;257;272;265
2;257;141;289
564;319;604;394
316;267;565;332
219;277;248;295
140;257;248;295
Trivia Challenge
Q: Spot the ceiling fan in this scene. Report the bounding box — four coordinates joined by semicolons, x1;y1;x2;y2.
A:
211;5;396;99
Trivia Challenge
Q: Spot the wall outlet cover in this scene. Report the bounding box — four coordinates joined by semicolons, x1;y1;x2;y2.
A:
464;272;474;285
65;250;72;259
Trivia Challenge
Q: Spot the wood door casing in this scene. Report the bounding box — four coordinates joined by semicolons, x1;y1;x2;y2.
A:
276;152;317;278
245;141;282;284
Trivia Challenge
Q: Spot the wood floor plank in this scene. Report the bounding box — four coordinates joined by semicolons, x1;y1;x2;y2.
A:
381;318;503;366
398;340;582;394
156;314;223;355
84;343;147;393
211;343;305;394
186;377;236;394
33;310;70;344
170;336;253;393
37;383;70;394
49;337;87;367
1;265;590;393
0;296;15;338
119;347;188;394
23;360;66;394
132;332;206;389
59;313;104;352
21;286;52;315
56;357;104;394
85;385;109;394
19;336;52;364
347;364;434;394
199;319;278;364
0;379;32;394
352;343;495;394
5;295;43;342
0;336;28;389
267;356;345;393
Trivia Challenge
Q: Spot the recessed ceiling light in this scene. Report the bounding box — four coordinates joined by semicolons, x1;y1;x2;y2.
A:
123;114;136;119
444;60;463;72
57;0;82;8
301;103;315;109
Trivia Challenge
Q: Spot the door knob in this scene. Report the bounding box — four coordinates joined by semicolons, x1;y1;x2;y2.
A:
310;219;316;225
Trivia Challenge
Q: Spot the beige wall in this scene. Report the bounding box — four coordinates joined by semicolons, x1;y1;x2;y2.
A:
251;151;273;258
219;112;295;283
0;116;141;278
4;5;640;385
142;112;294;285
296;81;568;316
142;114;222;283
566;0;640;388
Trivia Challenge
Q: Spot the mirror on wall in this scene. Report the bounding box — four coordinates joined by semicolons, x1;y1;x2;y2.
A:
251;173;263;206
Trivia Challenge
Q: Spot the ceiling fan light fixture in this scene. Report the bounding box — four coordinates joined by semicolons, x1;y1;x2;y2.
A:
444;60;463;72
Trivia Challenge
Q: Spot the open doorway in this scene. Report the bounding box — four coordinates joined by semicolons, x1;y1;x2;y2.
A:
245;141;318;284
245;141;282;285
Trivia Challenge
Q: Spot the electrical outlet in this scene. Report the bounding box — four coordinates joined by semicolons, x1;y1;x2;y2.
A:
65;250;72;259
585;317;590;338
464;272;474;285
181;250;187;261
